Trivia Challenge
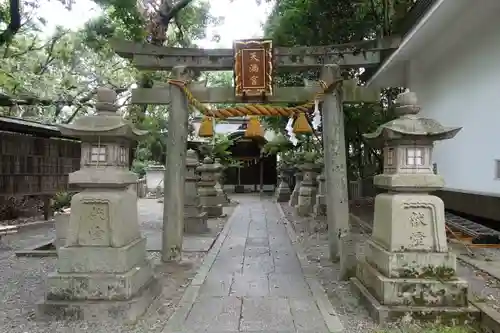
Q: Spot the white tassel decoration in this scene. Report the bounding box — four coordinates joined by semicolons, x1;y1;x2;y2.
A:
312;99;321;130
285;116;298;146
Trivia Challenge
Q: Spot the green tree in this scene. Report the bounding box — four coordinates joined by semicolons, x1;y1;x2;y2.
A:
263;0;414;178
0;0;224;174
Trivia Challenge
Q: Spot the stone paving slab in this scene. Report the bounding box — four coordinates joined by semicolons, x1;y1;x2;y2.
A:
184;295;242;332
240;296;295;331
230;272;270;297
162;195;340;333
145;232;216;252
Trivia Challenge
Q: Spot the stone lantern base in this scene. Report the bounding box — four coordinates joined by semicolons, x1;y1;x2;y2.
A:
198;187;223;217
37;189;159;321
313;173;326;217
275;171;291;202
313;195;326;217
296;164;320;216
184;205;209;234
275;183;291;202
214;183;229;206
350;277;479;324
202;202;223;218
296;188;316;216
38;252;160;322
289;182;300;207
350;192;479;323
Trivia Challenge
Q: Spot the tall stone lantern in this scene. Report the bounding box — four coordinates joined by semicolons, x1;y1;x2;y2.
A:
213;158;228;206
184;149;208;233
296;161;322;216
197;157;223;217
351;90;477;323
38;88;158;321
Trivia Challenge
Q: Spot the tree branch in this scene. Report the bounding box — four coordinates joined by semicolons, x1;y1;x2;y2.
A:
35;32;68;75
158;0;194;27
0;0;21;47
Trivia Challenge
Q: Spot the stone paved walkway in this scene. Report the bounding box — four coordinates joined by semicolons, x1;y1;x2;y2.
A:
165;195;331;333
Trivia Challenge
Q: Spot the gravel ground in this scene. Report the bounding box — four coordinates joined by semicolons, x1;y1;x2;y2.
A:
280;203;380;333
456;255;500;310
0;198;235;332
280;203;483;333
0;250;204;333
0;215;46;227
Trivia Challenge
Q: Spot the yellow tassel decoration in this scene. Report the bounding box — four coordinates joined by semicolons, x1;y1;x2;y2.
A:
198;116;214;137
244;116;264;138
293;112;312;134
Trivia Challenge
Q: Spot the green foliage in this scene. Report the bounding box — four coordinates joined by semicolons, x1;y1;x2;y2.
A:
92;0;145;41
198;134;240;167
263;0;414;179
0;0;222;172
51;191;73;212
262;133;293;156
0;26;136;122
131;159;148;178
134;108;169;164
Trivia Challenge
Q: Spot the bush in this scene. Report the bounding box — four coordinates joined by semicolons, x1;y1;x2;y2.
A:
52;191;73;212
132;159;147;178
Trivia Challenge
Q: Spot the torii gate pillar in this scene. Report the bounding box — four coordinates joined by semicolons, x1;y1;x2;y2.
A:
162;66;190;262
320;64;350;268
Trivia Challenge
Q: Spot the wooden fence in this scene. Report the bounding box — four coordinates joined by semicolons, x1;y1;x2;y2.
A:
0;117;81;220
0;131;81;196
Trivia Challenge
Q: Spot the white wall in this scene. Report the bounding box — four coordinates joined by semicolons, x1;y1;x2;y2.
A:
407;12;500;194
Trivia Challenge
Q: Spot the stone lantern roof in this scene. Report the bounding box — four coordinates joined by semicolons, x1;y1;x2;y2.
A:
363;90;462;192
58;88;148;140
58;88;148;187
197;156;222;173
363;90;461;145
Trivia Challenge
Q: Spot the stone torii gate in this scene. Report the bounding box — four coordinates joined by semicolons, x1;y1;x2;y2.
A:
111;38;391;266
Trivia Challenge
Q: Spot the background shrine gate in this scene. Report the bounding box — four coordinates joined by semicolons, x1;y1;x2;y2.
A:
111;38;386;269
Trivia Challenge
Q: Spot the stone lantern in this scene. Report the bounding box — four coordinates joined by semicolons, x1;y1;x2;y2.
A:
184;149;208;233
38;88;158;321
313;170;326;217
197;157;223;217
351;91;476;323
288;167;303;207
213;158;228;206
296;162;322;216
275;164;292;202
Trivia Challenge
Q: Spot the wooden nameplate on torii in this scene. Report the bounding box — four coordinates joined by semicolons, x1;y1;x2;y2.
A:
233;39;273;102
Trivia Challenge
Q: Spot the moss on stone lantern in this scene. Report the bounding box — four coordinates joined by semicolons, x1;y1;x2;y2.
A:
38;88;157;321
351;90;477;324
